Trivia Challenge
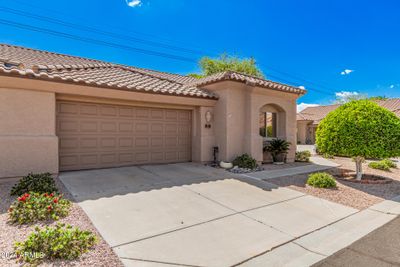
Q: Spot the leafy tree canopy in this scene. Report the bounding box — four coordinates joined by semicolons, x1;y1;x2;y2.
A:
334;92;388;104
188;54;264;79
316;100;400;159
369;96;388;101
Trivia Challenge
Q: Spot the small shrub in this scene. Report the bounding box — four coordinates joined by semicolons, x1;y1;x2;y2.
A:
368;161;390;171
14;223;97;265
368;159;396;171
307;172;337;188
295;151;311;162
381;159;397;168
232;154;257;169
11;173;58;196
8;192;71;224
322;153;334;159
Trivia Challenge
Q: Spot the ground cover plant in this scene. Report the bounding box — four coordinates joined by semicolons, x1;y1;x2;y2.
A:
368;159;397;171
8;192;71;224
14;223;97;265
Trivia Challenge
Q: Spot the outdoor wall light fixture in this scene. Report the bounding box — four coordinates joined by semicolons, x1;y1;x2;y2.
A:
205;110;212;128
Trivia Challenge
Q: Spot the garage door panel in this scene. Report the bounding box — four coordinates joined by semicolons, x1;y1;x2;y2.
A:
119;137;133;148
80;104;98;116
119;153;134;163
119;107;134;117
100;121;117;132
136;108;150;118
135;123;149;133
80;121;98;132
58;120;79;132
151;109;164;119
58;102;78;115
57;101;192;171
135;137;149;148
80;138;98;149
100;106;117;116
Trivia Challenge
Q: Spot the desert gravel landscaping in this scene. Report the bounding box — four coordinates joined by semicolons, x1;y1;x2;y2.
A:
269;156;400;210
0;177;123;267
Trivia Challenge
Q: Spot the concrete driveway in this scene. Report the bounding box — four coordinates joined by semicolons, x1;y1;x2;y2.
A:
60;163;357;267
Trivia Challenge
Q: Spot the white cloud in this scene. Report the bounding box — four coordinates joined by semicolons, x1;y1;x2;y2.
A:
125;0;142;7
335;91;359;98
390;84;395;89
298;85;306;90
297;103;319;112
334;91;367;104
340;69;354;75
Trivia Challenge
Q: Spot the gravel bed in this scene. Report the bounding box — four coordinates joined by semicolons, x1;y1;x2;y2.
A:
0;177;123;267
268;157;400;210
261;161;312;171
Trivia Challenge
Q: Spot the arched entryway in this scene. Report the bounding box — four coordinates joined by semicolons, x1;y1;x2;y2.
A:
259;103;286;140
259;103;287;163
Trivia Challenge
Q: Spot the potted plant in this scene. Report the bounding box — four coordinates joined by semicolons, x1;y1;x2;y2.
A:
264;139;291;164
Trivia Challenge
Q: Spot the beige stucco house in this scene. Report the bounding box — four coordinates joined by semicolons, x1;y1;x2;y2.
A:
297;99;400;144
0;44;305;178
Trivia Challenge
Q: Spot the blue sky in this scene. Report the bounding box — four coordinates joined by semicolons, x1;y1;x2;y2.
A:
1;0;399;109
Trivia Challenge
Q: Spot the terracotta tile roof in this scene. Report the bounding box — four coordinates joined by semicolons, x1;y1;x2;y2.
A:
183;71;306;95
298;99;400;122
0;44;216;99
0;43;305;98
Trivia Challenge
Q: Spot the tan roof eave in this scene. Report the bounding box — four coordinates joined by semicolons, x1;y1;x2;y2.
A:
194;76;306;96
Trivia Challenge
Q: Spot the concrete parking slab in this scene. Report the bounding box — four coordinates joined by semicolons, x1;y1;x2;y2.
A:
114;214;293;267
184;178;304;212
238;242;325;267
244;195;357;237
59;163;394;267
60;166;173;201
121;259;183;267
79;185;234;247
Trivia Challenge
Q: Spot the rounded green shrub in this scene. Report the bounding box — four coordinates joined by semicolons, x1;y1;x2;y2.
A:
232;153;257;169
307;172;337;188
8;192;71;224
14;223;97;265
11;173;58;196
316;100;400;179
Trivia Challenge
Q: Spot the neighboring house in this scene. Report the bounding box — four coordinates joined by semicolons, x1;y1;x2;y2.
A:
297;99;400;144
0;44;305;178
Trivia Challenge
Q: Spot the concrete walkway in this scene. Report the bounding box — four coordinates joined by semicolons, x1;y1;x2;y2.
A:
245;156;339;180
59;163;398;267
313;197;400;267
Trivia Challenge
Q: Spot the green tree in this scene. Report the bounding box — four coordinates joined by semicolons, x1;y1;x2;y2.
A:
189;54;264;78
316;100;400;180
369;96;388;101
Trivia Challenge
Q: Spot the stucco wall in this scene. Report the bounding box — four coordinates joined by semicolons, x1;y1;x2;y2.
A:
0;88;58;177
205;81;300;163
297;121;309;144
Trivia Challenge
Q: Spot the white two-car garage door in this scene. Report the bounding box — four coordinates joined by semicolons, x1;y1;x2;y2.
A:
57;101;192;171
